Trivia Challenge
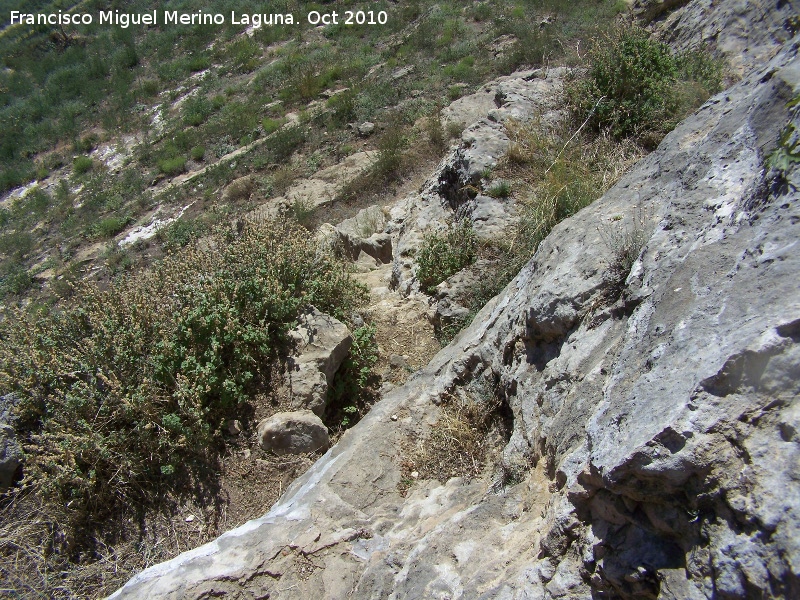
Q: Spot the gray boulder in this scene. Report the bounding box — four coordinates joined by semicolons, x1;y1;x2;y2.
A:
357;121;375;136
317;224;393;265
257;410;329;455
358;233;393;264
288;307;352;415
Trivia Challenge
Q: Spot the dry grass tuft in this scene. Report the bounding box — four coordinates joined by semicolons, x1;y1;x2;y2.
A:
400;379;510;491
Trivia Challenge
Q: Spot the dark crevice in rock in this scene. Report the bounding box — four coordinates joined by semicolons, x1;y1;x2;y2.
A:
436;154;478;212
776;317;800;341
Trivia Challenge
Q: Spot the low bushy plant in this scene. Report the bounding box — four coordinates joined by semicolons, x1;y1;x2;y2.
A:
374;126;407;181
416;220;477;293
568;24;723;145
262;117;284;135
89;215;131;239
72;155;94;175
487;180;511;198
158;155;187;176
182;95;214;127
327;89;357;127
190;145;206;161
269;125;306;162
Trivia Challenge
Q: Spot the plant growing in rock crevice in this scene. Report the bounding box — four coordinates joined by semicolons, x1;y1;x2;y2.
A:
598;206;649;286
416;219;477;294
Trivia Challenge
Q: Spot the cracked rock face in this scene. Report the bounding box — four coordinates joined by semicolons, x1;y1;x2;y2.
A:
111;26;800;600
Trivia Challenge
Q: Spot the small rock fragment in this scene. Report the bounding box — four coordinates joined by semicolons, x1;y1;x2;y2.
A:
227;419;242;436
358;121;375;136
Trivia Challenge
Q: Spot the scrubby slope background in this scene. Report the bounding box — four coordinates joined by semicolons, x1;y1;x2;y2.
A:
110;1;800;598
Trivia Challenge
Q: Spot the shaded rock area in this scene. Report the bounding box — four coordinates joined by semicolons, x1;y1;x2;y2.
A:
257;411;330;456
111;17;800;600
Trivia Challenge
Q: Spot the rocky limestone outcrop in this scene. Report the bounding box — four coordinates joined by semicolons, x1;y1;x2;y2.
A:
286;307;352;416
388;66;567;294
635;0;798;79
317;223;393;265
247;151;377;222
111;28;800;600
257;410;330;456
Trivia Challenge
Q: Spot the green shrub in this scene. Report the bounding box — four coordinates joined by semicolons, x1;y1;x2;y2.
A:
444;56;476;81
158;217;208;251
89;215;131;239
426;106;446;152
136;78;160;99
182;95;214;126
187;54;211;73
327;89;357;127
0;219;367;547
72;155;94;175
262;117;284;134
448;85;465;101
0;230;34;259
0;262;33;297
416;220;477;293
569;25;723;143
374;126;406;180
225;37;261;73
158;155;187;176
190;145;206;161
269;125;305;162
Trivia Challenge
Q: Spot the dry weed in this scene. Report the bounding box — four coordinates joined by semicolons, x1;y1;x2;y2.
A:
400;381;510;490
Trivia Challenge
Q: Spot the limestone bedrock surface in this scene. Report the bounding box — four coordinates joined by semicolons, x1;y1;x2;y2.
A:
111;33;800;600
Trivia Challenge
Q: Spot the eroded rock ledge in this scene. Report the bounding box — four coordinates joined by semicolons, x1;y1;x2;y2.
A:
111;28;800;600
